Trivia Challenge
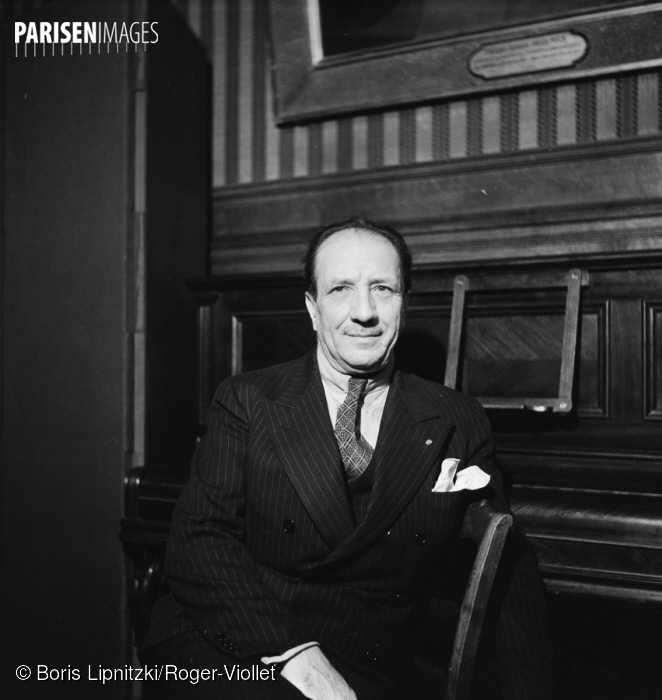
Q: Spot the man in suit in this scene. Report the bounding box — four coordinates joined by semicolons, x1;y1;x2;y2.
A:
142;217;555;699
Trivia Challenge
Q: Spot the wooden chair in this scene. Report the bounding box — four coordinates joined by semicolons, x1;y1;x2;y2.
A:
445;499;513;700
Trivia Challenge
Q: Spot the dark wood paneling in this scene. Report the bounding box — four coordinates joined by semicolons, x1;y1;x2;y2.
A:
610;298;643;423
645;303;662;420
238;311;315;374
211;141;662;276
577;305;608;418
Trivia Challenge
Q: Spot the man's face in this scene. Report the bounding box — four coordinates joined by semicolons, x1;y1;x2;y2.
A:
305;228;407;375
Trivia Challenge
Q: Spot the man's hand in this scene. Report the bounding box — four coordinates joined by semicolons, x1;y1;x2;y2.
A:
280;645;357;700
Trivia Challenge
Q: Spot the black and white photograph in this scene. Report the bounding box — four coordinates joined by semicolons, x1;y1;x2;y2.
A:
3;2;662;699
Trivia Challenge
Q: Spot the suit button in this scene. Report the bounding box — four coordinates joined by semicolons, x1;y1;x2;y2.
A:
365;650;378;663
415;532;427;546
282;519;296;534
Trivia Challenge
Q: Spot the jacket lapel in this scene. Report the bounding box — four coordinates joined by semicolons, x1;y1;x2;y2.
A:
266;351;355;550
316;370;454;568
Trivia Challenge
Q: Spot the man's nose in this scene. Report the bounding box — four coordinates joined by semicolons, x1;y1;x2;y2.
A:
350;288;377;323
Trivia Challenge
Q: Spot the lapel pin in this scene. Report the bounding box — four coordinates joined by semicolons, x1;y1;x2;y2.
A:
425;439;433;445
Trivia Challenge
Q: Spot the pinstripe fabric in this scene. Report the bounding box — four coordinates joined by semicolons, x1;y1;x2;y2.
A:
146;351;555;698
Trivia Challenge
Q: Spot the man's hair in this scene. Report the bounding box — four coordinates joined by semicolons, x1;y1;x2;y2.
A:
302;216;412;297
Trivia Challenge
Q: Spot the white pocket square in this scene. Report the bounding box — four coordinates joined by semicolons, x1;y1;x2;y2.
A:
432;460;490;492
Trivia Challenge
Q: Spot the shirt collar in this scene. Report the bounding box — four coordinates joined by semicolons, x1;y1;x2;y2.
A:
316;344;393;398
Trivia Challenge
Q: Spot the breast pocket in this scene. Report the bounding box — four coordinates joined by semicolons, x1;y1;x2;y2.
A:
427;490;467;511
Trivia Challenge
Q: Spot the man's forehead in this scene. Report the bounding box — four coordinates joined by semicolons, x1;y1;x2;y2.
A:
316;229;398;264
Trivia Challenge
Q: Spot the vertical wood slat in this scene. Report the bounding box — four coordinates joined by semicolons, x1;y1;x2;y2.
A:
399;108;417;165
337;118;353;173
129;48;148;468
467;98;483;157
322;120;339;174
197;301;214;425
308;123;323;176
279;126;294;179
596;79;617;141
538;86;557;148
644;303;662;419
415;106;433;163
212;0;228;187
383;111;400;167
557;269;584;412
352;116;369;171
576;81;597;143
231;315;243;377
638;72;658;136
617;74;638;138
610;299;643;423
293;125;309;178
237;0;254;183
251;0;267;182
482;96;501;155
264;21;281;181
449;102;468;159
368;113;384;169
500;93;519;153
556;84;576;146
224;0;240;184
444;276;469;390
432;103;450;161
518;90;538;150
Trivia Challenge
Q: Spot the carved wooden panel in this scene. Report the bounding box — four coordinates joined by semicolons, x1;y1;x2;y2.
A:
463;310;565;399
577;305;608;418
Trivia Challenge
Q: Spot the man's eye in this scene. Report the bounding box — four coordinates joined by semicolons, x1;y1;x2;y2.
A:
374;285;392;293
330;286;347;293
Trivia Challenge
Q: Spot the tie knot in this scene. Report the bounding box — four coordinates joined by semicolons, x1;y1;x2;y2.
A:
347;377;368;398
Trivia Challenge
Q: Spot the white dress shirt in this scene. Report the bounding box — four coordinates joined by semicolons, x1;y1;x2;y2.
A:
316;345;392;449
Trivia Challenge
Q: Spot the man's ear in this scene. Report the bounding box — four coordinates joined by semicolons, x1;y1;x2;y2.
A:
305;292;318;331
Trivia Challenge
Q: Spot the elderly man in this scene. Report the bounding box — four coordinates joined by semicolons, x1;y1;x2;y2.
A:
142;217;555;699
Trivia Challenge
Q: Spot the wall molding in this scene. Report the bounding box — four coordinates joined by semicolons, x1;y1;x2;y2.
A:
211;139;662;275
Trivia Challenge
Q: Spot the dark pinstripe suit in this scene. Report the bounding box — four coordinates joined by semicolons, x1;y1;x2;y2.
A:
145;350;555;699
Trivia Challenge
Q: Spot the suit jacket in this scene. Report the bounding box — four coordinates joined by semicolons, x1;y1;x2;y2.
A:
146;350;555;698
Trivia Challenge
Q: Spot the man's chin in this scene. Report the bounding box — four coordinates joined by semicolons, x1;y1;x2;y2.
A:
338;351;388;374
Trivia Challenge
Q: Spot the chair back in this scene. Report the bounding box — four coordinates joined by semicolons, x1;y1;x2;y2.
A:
445;500;513;700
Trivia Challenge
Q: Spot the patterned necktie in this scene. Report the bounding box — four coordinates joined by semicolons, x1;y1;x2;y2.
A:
335;377;374;479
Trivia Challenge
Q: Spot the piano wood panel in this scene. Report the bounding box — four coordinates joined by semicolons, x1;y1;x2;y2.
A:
645;303;662;420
